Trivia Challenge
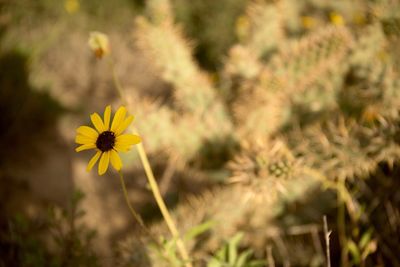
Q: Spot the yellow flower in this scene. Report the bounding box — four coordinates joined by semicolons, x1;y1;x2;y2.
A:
353;12;366;25
64;0;79;14
235;15;250;41
88;31;110;59
329;12;345;26
75;106;141;175
301;16;317;29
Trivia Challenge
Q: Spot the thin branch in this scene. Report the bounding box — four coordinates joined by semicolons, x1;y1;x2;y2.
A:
272;235;291;267
160;154;179;196
311;225;324;259
266;245;275;267
323;215;331;267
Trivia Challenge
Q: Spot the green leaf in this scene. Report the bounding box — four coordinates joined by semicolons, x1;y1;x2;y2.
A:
248;260;266;267
184;220;215;241
235;249;252;267
347;239;361;264
361;240;377;260
358;228;373;249
216;243;228;261
207;257;222;267
228;233;243;265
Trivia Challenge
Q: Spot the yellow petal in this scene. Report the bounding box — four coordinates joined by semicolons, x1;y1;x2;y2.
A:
110;106;127;132
116;134;141;146
110;150;123;171
75;143;96;152
115;115;134;135
98;151;110;175
103;105;111;130
87;151;102;171
76;126;99;139
75;135;96;145
114;143;131;152
91;112;105;133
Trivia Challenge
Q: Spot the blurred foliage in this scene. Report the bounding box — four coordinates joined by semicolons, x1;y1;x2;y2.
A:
0;190;99;267
150;220;215;267
207;233;265;267
171;0;248;70
124;0;400;266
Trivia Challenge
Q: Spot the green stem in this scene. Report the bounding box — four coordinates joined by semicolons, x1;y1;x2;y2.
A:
108;58;126;101
338;177;348;267
109;57;192;267
118;171;146;228
135;141;192;267
118;171;162;249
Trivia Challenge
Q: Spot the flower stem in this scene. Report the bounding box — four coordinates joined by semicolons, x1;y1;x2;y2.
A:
118;171;147;231
118;171;175;253
108;58;126;101
109;57;192;267
135;141;192;267
338;177;349;267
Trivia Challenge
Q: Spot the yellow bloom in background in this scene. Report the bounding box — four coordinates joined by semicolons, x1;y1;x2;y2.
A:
301;16;317;29
88;31;110;59
64;0;80;14
75;106;141;175
235;15;250;41
353;12;366;25
329;12;345;26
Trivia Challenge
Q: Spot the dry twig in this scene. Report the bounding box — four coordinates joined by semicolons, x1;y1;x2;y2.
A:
323;215;332;267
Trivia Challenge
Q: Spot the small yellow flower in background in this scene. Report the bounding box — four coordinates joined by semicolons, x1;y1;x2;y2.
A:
353;12;366;25
65;0;80;14
235;15;250;41
88;31;110;59
75;106;141;175
301;16;317;29
329;12;345;26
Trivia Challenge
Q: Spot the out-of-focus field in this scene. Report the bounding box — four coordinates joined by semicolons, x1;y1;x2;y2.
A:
0;0;399;266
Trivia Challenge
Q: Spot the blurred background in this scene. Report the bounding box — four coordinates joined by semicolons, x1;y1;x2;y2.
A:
0;0;399;266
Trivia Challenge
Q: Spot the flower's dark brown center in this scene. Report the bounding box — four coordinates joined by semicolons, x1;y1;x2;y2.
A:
96;131;115;152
